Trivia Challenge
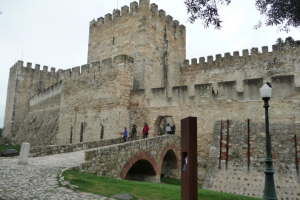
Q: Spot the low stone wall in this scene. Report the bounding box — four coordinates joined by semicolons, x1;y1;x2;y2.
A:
29;137;138;157
73;135;180;182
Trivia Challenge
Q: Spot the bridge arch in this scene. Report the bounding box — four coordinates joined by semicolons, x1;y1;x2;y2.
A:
120;150;160;182
159;143;180;179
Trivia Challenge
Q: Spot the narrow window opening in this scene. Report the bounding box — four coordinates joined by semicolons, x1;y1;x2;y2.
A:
70;126;73;144
226;119;229;169
100;125;104;140
80;122;83;142
247;119;251;171
295;134;299;174
112;37;115;45
219;120;223;169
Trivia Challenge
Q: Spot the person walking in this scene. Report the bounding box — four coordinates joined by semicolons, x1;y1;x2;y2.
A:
122;127;128;142
171;124;176;134
166;123;172;134
142;123;149;139
131;124;137;140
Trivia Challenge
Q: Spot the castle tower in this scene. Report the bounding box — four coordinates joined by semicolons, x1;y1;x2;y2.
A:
2;61;60;142
87;0;186;96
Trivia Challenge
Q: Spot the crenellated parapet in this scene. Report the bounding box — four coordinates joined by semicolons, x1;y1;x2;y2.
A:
10;60;63;82
29;80;63;106
181;43;300;72
89;0;185;36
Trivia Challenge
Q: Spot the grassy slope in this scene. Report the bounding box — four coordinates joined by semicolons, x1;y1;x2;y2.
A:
0;145;21;157
63;170;260;200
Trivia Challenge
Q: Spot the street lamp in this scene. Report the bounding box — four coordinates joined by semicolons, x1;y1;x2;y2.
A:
259;82;278;200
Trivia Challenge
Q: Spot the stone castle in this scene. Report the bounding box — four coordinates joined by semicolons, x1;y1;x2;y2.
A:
2;0;300;198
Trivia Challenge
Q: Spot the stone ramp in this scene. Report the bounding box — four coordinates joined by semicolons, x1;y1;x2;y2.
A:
0;150;117;200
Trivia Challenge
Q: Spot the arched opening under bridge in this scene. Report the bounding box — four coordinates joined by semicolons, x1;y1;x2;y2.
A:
125;159;158;182
160;149;179;180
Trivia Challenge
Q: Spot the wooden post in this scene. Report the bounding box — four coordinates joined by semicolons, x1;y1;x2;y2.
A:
181;117;198;200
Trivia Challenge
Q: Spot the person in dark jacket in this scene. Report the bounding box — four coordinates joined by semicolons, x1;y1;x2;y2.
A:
131;124;137;140
142;123;149;139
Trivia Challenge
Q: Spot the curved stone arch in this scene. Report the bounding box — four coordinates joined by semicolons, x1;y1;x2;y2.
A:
120;150;159;179
152;115;176;137
158;143;179;170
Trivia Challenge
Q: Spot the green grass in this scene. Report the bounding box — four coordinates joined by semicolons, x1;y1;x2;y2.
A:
161;177;181;186
63;170;260;200
0;145;21;157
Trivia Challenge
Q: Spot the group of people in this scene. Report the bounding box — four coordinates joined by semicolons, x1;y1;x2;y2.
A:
121;123;150;142
165;123;176;135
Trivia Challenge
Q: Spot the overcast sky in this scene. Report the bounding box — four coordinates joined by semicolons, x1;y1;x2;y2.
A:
0;0;299;128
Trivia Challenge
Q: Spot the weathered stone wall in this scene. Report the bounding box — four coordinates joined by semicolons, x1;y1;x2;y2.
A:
75;135;180;182
88;0;186;94
57;55;134;144
204;120;300;199
2;61;63;141
180;44;300;96
10;108;60;147
29;81;63;107
29;137;125;157
128;88;300;198
3;62;17;139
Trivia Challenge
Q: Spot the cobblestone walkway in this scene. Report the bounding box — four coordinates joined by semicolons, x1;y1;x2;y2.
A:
0;151;116;200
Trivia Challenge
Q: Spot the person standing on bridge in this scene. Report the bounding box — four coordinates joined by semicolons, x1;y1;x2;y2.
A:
131;124;137;140
166;123;172;134
142;123;149;139
122;127;128;142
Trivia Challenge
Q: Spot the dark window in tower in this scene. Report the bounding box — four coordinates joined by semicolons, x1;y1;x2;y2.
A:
100;125;104;140
80;122;83;142
70;126;73;144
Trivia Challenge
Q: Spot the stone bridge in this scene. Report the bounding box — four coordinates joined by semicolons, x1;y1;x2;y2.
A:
73;135;181;182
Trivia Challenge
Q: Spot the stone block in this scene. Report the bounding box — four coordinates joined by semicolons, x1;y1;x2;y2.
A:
18;143;30;165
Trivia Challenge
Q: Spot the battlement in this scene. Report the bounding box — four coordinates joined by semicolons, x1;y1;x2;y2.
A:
89;0;185;35
181;43;300;71
63;55;133;79
10;60;63;76
29;80;63;106
140;74;298;107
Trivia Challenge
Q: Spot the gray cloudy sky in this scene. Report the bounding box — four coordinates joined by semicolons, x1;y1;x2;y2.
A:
0;0;299;128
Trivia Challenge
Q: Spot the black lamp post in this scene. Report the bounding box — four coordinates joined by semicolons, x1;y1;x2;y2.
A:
259;82;278;200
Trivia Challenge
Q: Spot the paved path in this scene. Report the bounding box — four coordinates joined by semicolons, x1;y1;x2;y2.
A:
0;151;116;200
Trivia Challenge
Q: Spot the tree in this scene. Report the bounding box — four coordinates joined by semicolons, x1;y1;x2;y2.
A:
276;36;300;50
0;128;2;138
185;0;300;32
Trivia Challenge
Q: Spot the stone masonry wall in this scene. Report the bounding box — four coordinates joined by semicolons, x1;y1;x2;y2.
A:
10;108;60;147
3;60;64;141
57;55;134;144
204;120;300;199
88;0;186;95
128;91;300;198
75;135;180;182
29;137;125;157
